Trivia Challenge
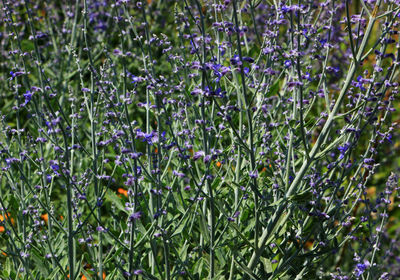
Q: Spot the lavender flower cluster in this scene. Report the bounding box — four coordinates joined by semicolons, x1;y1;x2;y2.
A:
0;0;400;279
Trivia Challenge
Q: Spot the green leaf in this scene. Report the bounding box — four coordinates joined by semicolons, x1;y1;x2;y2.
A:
106;189;127;213
215;248;226;267
104;246;124;264
288;190;312;204
268;78;281;97
266;211;290;245
261;257;273;273
172;192;186;214
48;267;61;279
31;248;50;276
136;220;147;234
214;200;254;249
179;242;189;261
3;256;12;278
199;212;210;243
172;215;188;237
233;259;261;280
194;258;204;277
268;198;285;207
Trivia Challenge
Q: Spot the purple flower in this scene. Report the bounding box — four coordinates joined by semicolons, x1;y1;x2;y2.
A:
173;170;185;178
230;55;241;66
23;91;33;105
51;164;59;172
249;171;258;179
193;151;205;161
5;157;20;166
363;158;374;165
354;260;370;277
304;72;312;81
243;56;254;63
9;71;24;80
191;88;203;96
131;74;140;84
129;211;142;221
338;143;350;159
284;60;292;68
212;63;221;72
385;133;392;144
96;226;107;232
203;155;212;164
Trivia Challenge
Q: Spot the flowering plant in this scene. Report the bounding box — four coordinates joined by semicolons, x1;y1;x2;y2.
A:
0;0;400;279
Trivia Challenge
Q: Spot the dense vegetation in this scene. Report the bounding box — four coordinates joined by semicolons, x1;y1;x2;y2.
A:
1;0;400;279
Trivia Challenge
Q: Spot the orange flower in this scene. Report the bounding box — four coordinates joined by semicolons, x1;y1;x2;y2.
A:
118;188;128;197
0;213;15;232
41;213;49;223
0;213;13;222
304;241;314;250
81;272;106;280
216;161;221;168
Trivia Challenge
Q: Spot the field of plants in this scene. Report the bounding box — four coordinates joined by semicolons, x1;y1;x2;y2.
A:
1;0;400;279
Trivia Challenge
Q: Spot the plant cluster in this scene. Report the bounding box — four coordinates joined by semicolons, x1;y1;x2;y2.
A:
0;0;400;279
